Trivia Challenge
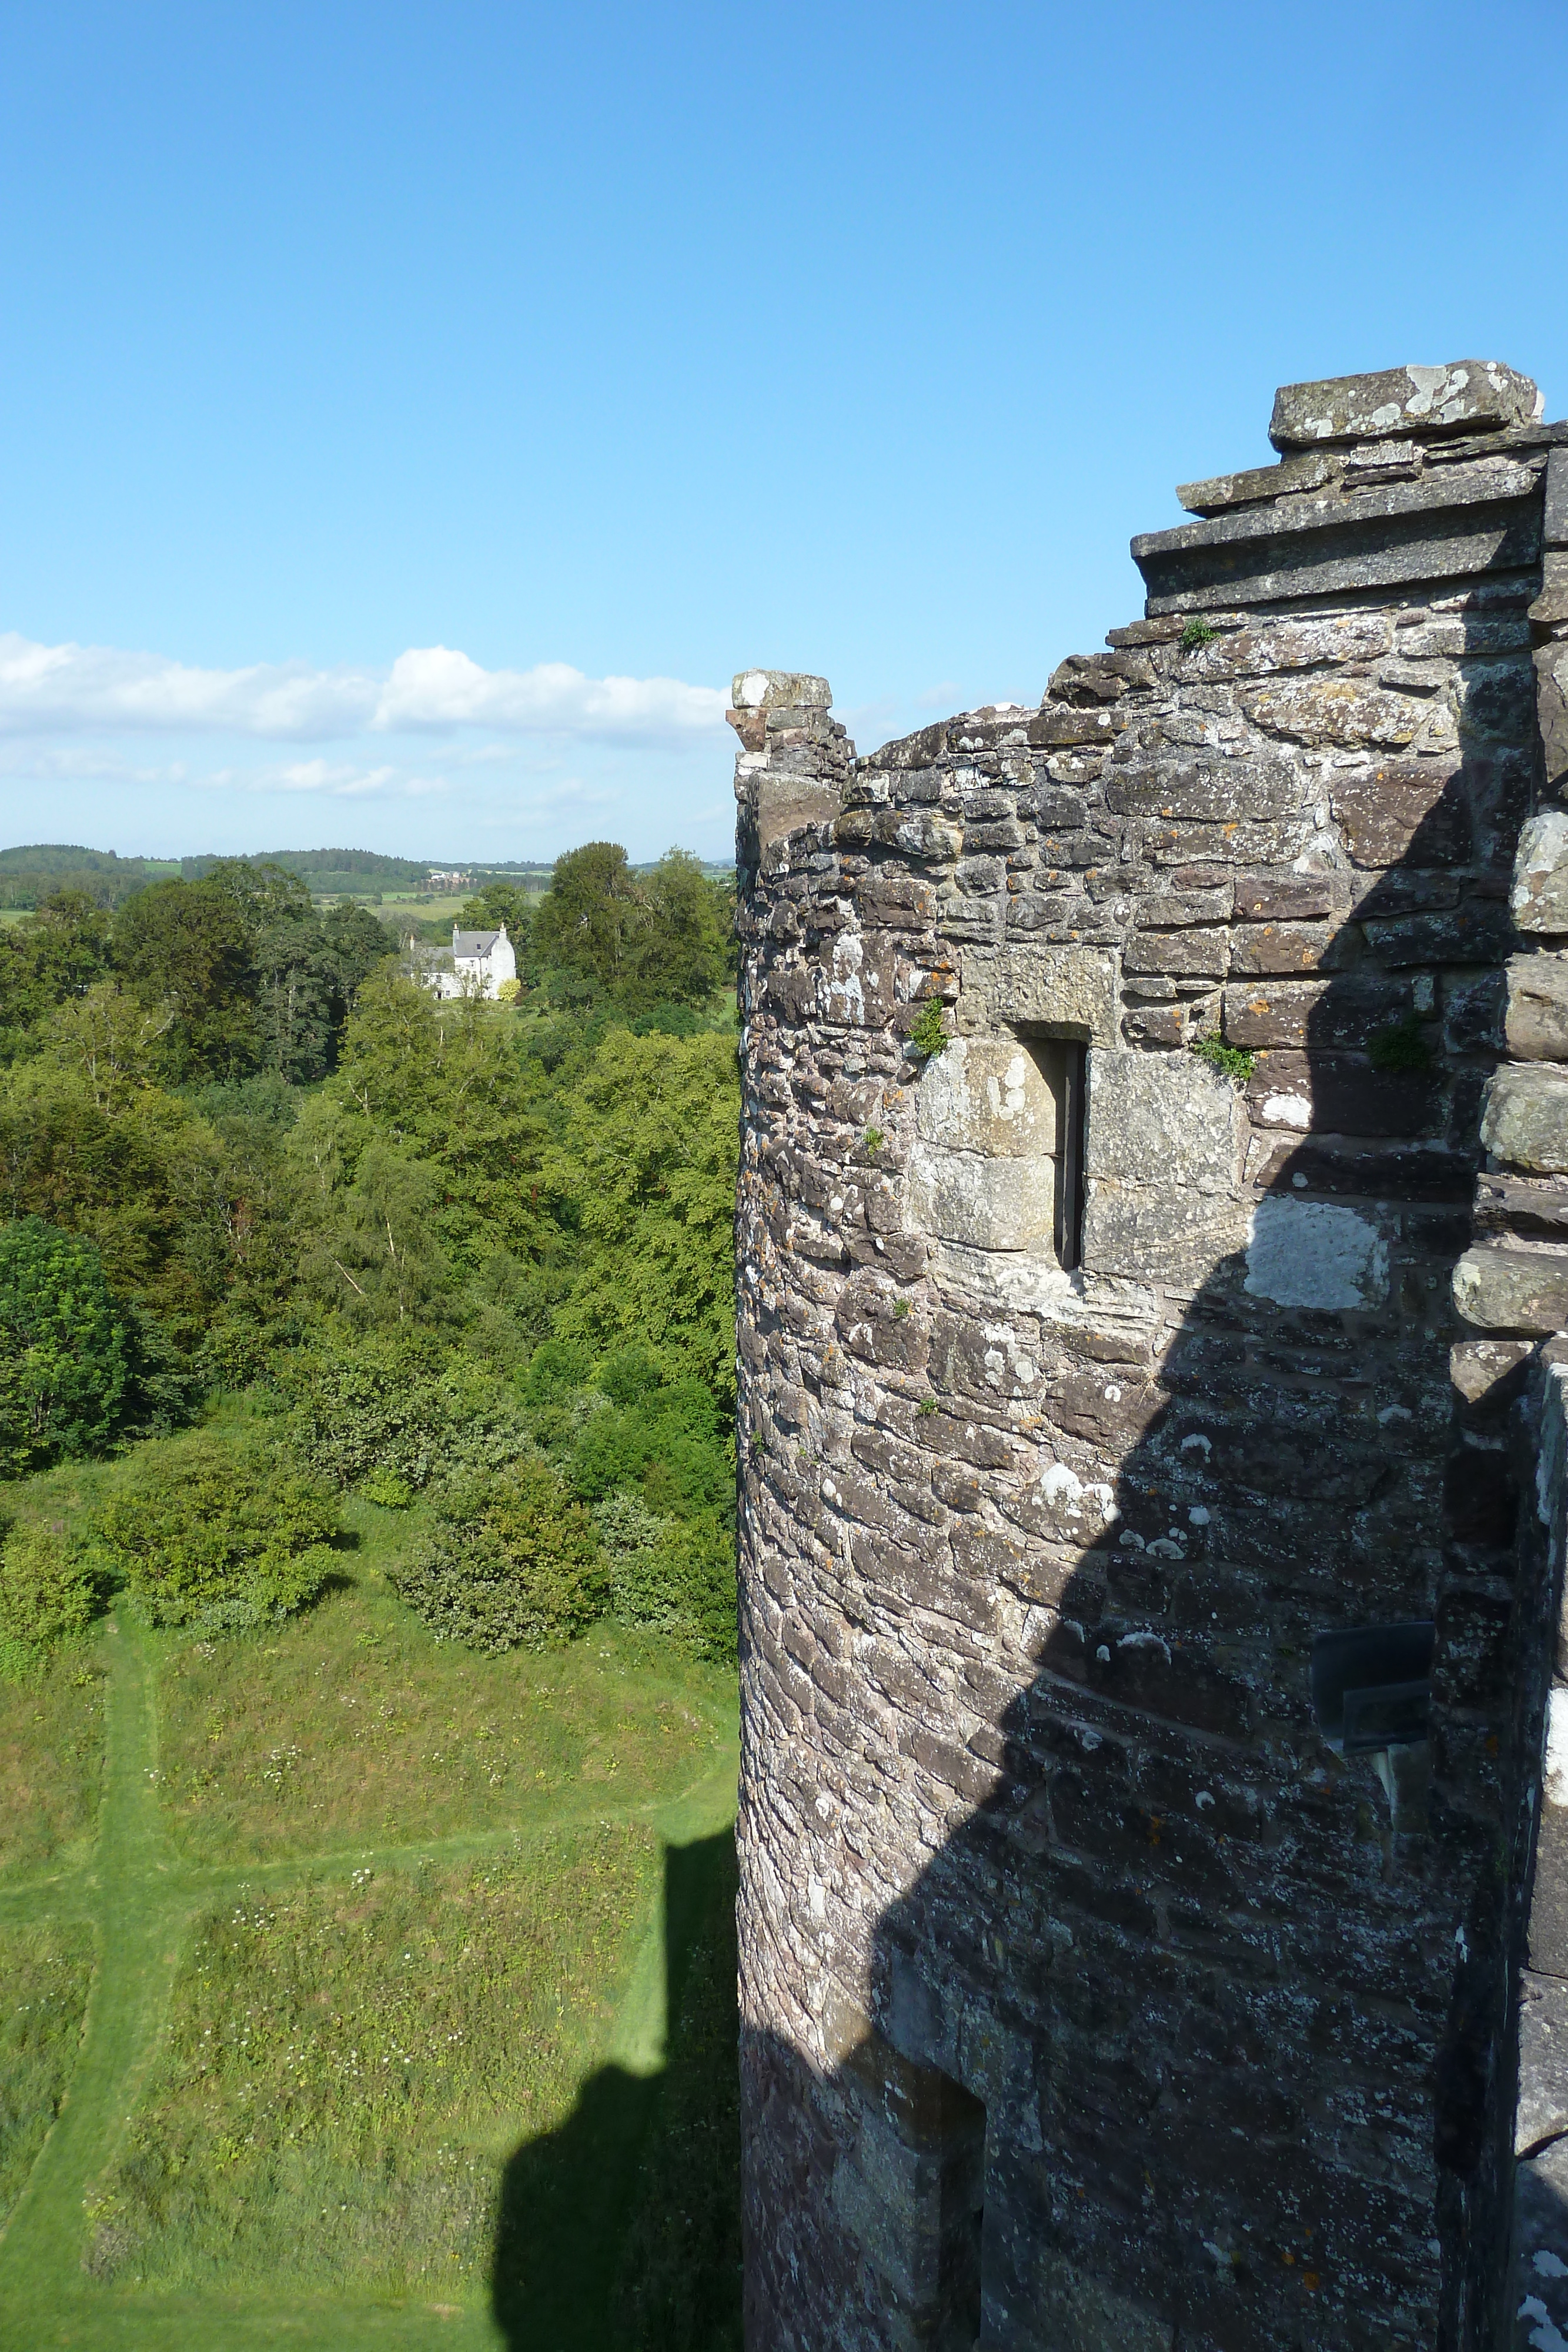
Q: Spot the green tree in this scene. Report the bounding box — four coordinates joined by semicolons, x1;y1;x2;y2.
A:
0;1218;135;1475
297;1142;452;1327
112;878;261;1081
543;1028;738;1398
0;890;115;1063
627;850;732;1011
0;1067;232;1317
34;983;176;1109
253;914;339;1082
322;973;547;1268
532;842;642;993
457;883;533;949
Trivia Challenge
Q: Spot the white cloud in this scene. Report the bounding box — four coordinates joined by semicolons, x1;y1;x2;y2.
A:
372;648;725;741
203;759;434;799
0;631;727;747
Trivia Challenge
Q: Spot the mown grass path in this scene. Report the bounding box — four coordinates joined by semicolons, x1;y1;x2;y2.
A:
0;1614;739;2348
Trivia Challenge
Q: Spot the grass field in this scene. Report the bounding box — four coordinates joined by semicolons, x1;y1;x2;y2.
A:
0;1433;741;2348
0;1923;95;2226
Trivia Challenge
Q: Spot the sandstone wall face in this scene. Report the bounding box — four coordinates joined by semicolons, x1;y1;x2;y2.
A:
732;371;1568;2352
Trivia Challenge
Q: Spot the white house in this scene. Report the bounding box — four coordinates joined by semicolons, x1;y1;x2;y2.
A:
427;922;517;1001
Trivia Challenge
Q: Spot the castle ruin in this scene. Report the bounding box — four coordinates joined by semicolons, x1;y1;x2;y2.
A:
731;363;1568;2350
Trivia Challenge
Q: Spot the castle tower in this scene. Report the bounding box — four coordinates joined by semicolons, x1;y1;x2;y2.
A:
731;366;1568;2350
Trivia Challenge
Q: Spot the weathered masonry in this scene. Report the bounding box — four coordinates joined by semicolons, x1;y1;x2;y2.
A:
730;363;1568;2351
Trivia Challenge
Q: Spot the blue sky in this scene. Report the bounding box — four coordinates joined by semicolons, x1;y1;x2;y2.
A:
1;0;1564;866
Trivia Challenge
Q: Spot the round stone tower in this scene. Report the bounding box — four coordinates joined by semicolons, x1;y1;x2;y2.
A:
731;367;1568;2350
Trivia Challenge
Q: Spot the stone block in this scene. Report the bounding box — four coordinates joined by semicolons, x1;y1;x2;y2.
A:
1133;887;1232;927
1103;753;1302;824
733;668;833;709
1450;1338;1534;1408
1028;706;1124;750
1084;1050;1246;1189
905;1140;1055;1254
1246;1134;1472;1201
1136;466;1543;614
834;805;964;863
1243;1050;1438;1137
1081;1178;1251;1287
1362;902;1513;966
1473;1172;1568;1241
1529;552;1568;631
1457;652;1536;742
1121;927;1229;978
1507;955;1568;1060
1452;1244;1568;1334
1176;449;1338;516
1446;968;1507;1054
1234;869;1338;921
1222;976;1413;1051
1268;360;1541;449
1243;1195;1389;1309
1530;1776;1568;1980
1516;1970;1568;2154
1537;642;1568;791
1514;811;1568;934
1548;444;1568;548
863;720;949;771
1179;611;1395;677
1510;2136;1568;2352
961;941;1120;1046
1242;677;1425;750
1228;923;1339;975
1483;1064;1568;1173
750;773;845;852
1329;758;1467;867
915;1037;1059;1157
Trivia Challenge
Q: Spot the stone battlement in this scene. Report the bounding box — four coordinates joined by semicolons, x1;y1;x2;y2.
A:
732;363;1568;2350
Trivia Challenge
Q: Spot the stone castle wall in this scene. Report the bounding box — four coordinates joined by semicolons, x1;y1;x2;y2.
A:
731;365;1568;2351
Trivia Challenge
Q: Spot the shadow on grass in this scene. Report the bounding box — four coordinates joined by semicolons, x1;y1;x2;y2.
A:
490;1829;742;2352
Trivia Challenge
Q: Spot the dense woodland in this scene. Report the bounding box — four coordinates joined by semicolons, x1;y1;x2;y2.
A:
0;843;741;1670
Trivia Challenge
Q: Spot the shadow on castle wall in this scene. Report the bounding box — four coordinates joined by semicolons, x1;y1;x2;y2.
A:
738;643;1552;2352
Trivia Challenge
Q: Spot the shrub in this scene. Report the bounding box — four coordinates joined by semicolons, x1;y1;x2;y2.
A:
389;1462;607;1652
593;1489;735;1661
286;1338;533;1494
91;1433;340;1633
0;1520;101;1656
0;1218;133;1476
494;977;521;1005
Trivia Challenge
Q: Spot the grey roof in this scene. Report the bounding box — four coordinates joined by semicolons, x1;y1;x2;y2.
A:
452;928;501;957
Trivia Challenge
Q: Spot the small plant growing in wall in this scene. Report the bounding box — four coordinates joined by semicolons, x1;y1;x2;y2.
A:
916;1397;938;1418
907;1002;949;1060
862;1127;884;1158
891;1298;910;1321
1192;1035;1256;1084
1368;1017;1434;1075
1179;617;1218;651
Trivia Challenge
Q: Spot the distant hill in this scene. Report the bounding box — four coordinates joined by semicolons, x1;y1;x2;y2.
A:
181;848;433;893
0;844;178;909
0;843;733;913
